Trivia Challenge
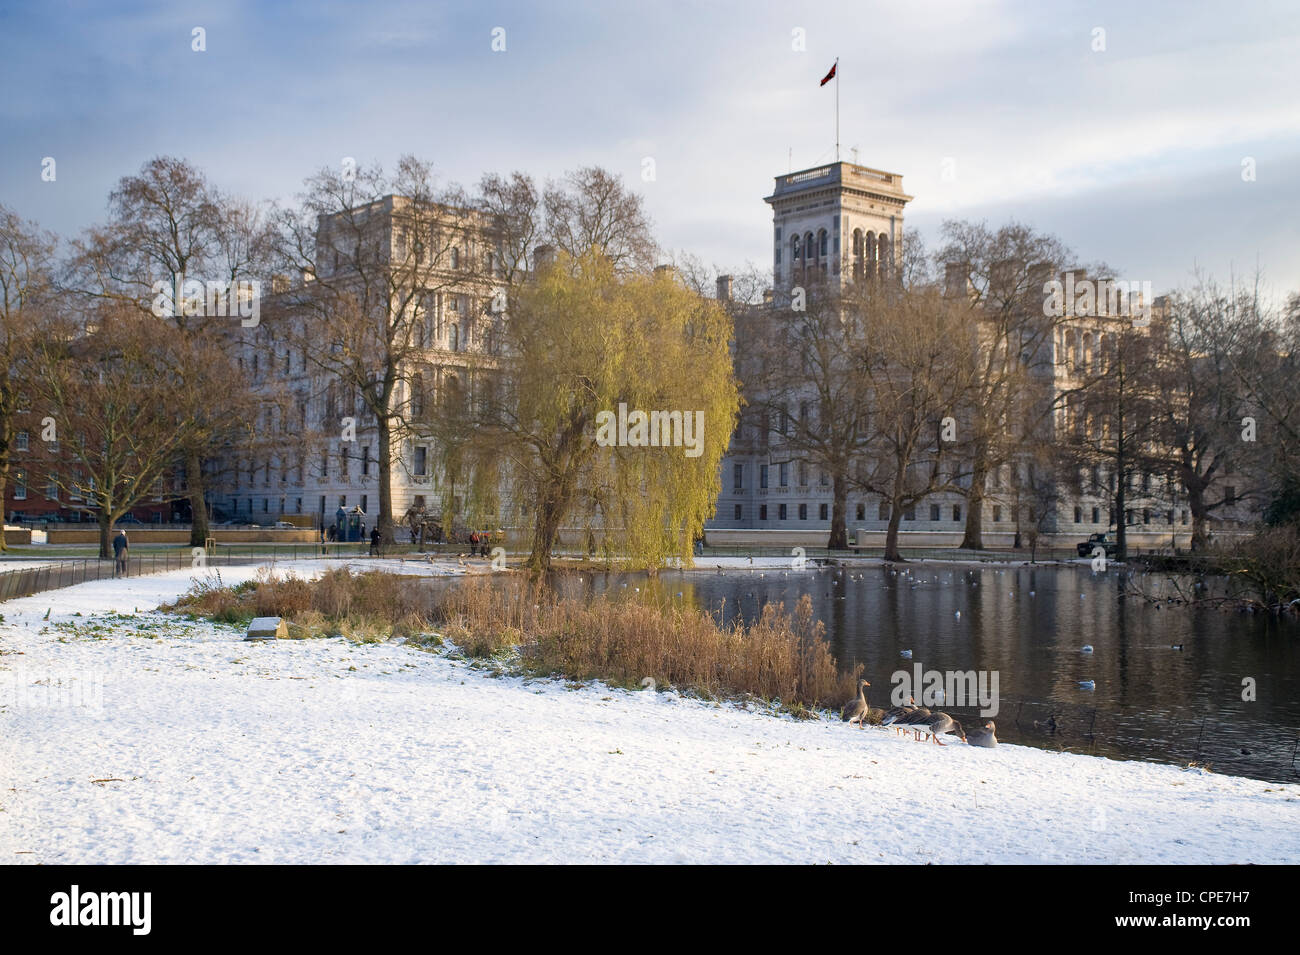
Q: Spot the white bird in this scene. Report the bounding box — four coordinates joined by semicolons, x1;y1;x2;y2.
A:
900;649;912;659
1081;645;1094;653
1078;680;1096;690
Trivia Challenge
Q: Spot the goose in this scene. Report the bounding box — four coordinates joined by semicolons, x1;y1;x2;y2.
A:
966;721;998;748
896;704;935;740
1033;714;1059;734
879;696;917;730
912;711;965;745
841;679;875;729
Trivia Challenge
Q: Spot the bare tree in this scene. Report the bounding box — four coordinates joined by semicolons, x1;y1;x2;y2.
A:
68;156;273;543
29;305;206;557
847;280;975;562
271;155;494;544
0;206;56;548
936;221;1073;550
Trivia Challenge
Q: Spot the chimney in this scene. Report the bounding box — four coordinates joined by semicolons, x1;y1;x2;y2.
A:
716;274;733;302
944;262;971;299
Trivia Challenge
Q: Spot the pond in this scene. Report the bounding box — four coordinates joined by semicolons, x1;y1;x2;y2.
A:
461;561;1300;783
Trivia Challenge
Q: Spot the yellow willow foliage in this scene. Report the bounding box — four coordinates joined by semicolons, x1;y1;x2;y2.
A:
507;254;741;570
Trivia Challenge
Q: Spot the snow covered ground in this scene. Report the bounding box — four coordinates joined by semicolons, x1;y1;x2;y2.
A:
2;560;1297;864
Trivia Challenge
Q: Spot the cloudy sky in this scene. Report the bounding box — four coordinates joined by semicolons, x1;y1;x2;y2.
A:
3;0;1299;298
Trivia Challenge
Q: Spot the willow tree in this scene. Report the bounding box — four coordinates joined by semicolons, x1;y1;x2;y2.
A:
485;253;739;574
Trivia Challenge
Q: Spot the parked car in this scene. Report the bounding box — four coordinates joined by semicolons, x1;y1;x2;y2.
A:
1077;532;1120;558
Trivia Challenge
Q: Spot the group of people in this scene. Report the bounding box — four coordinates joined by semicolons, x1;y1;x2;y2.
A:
467;531;493;558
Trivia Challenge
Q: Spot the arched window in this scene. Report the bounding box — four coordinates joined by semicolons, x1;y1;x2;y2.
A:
877;235;891;274
1082;332;1093;372
805;232;815;261
792;235;801;259
818;229;828;257
448;323;459;351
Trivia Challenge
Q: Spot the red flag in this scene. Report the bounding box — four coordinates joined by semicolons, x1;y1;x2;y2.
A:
820;62;837;86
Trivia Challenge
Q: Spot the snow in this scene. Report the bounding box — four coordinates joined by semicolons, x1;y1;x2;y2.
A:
2;560;1297;864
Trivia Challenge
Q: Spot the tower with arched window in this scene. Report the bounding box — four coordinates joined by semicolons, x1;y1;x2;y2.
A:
767;161;912;292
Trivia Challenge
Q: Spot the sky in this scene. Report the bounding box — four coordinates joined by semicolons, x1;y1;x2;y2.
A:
2;0;1299;300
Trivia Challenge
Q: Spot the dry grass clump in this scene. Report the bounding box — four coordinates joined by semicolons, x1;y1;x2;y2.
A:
435;578;859;708
165;568;435;641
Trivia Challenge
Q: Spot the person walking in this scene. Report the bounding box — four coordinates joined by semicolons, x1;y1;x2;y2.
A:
112;529;129;576
369;526;381;558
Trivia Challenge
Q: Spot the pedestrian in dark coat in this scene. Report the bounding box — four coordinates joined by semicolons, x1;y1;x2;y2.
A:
112;529;129;575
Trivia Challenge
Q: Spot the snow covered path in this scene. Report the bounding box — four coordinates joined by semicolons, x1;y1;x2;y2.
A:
2;563;1297;864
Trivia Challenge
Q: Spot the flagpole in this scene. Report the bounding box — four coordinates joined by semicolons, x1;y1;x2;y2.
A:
835;57;840;162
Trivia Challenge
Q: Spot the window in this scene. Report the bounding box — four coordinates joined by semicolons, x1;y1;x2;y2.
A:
1143;508;1151;525
930;504;941;522
798;461;807;487
878;502;890;521
320;450;328;479
361;495;368;514
13;469;25;499
779;462;788;487
953;504;962;522
295;498;303;514
819;503;829;521
798;503;808;520
856;503;865;521
992;505;1003;522
759;465;768;489
733;463;743;490
1225;486;1237;505
734;504;743;521
778;503;787;521
759;504;768;521
362;446;371;476
903;505;915;521
15;431;28;452
46;472;58;500
1092;506;1100;524
414;446;428;477
450;248;460;269
1074;506;1082;524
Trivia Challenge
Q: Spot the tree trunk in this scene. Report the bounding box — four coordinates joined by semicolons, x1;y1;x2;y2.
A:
98;513;113;560
377;417;395;544
1187;482;1208;552
828;472;849;550
187;447;209;547
960;464;986;550
1115;468;1127;562
527;478;573;576
883;503;904;562
0;477;7;553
